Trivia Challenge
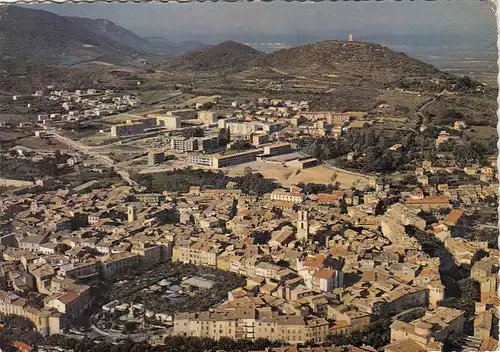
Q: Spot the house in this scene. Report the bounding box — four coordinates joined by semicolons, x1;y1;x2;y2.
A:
417;176;429;187
311;268;343;292
441;209;464;227
18;235;49;252
389;307;464;349
464;167;478;176
389;144;403;152
452;121;467;131
45;288;91;319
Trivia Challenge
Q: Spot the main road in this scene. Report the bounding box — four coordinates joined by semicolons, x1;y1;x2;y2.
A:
53;133;139;186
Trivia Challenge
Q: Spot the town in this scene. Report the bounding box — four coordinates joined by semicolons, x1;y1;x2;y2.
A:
0;80;498;352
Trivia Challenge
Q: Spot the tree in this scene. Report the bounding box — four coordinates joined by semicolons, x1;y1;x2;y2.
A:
123;321;138;333
218;128;229;147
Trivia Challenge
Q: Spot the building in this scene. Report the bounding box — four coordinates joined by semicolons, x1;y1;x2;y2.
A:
389;307;464;350
328;306;371;335
135;117;157;129
198;136;219;153
111;122;144;137
155;115;181;129
221;121;281;137
187;149;263;169
171;136;219;153
263;143;292;156
252;133;269;146
45;288;92;320
173;309;330;344
99;253;141;279
295;157;320;169
270;189;305;203
300;111;336;121
198;111;217;124
296;210;309;240
171;137;198;153
405;196;452;211
0;290;62;336
148;151;166;166
311;268;343;291
128;205;137;222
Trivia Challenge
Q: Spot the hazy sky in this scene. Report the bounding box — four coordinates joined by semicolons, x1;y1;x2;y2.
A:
30;1;496;42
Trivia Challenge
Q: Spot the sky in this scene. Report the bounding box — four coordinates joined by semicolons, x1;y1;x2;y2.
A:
29;1;496;44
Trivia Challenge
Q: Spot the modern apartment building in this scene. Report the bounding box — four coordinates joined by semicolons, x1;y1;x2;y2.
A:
187;149;263;169
170;136;219;153
263;143;292;156
155;115;181;129
111;122;144;137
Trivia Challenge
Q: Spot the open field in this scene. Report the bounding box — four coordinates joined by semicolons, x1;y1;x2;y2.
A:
99;113;144;125
136;90;184;104
182;95;221;106
466;125;497;140
15;136;70;151
375;89;429;113
79;134;120;146
0;129;31;142
225;161;366;188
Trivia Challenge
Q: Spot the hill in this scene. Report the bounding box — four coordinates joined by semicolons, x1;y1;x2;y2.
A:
0;5;148;66
66;16;153;54
68;18;207;58
158;41;264;73
254;40;447;90
0;5;205;67
155;39;494;125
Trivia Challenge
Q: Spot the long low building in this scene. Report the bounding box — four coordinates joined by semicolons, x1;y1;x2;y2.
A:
187;149;263;169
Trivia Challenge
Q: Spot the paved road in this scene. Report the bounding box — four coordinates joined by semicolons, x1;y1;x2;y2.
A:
53;133;139;186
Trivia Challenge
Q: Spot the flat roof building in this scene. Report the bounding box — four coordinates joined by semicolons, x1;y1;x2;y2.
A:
187;149;263;169
111;122;144;137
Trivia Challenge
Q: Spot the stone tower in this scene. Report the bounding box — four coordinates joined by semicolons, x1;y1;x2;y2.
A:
348;34;353;42
296;210;309;241
127;205;137;223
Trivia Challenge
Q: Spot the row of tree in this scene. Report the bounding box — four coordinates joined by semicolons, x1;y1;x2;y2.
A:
136;167;278;197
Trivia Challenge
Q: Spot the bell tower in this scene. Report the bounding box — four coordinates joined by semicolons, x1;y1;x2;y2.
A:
296;210;309;240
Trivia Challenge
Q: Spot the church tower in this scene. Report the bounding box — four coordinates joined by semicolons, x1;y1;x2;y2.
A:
296;210;309;241
128;205;137;223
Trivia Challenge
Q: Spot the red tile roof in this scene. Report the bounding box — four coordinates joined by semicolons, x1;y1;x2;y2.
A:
313;268;336;280
57;291;79;305
304;254;325;269
480;336;498;351
13;341;33;352
442;209;464;226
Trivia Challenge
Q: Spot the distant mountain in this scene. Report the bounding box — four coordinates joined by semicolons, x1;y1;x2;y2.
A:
66;16;153;53
0;5;206;67
158;40;264;73
144;37;207;56
0;5;147;66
